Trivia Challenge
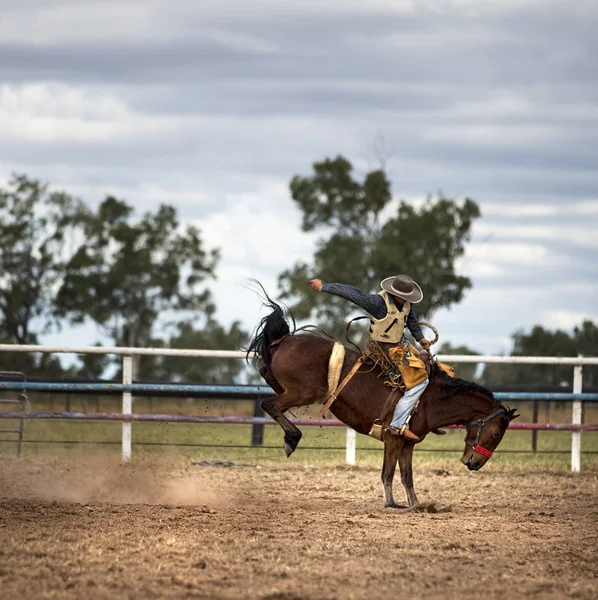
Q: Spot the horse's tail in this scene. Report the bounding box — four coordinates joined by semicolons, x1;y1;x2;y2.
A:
245;283;295;373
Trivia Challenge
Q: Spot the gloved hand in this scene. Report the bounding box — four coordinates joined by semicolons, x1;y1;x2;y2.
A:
418;350;431;366
419;338;431;352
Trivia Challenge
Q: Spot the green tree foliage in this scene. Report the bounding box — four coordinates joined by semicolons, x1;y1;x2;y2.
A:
135;320;249;383
70;346;111;380
437;342;480;381
56;196;220;377
482;321;598;388
278;156;481;337
0;174;85;374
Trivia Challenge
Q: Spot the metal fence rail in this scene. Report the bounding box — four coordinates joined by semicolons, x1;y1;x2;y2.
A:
1;412;595;467
0;372;27;459
0;343;595;470
4;439;598;455
1;411;597;431
1;343;598;365
1;380;598;402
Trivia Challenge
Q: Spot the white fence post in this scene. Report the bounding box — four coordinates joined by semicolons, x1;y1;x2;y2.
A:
346;428;356;465
571;362;583;473
122;355;133;464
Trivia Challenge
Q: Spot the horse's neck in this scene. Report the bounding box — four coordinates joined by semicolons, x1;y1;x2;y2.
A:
428;388;494;429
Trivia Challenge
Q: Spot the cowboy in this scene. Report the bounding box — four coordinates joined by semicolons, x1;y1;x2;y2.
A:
309;275;430;441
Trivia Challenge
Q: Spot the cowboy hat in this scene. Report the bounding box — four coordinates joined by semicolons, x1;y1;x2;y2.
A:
380;274;423;303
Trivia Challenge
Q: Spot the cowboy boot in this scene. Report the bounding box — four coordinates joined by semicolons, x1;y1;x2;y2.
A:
385;425;420;442
402;428;421;442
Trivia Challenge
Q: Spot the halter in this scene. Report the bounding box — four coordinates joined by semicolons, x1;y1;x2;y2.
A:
464;406;507;458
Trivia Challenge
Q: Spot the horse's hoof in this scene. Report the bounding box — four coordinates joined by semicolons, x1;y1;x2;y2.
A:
384;502;408;509
284;442;295;457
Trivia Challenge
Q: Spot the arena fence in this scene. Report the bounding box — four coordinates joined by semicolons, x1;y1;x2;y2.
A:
0;344;597;471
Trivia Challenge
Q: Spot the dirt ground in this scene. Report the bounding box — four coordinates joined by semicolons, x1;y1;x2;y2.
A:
1;456;597;600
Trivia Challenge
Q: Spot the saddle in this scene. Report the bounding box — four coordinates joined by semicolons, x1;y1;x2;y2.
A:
366;348;429;440
363;350;454;441
320;335;454;440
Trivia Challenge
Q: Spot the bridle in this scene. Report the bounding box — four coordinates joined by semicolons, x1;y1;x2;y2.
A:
463;406;508;458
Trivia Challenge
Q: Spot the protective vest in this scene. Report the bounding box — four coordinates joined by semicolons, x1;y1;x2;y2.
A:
369;291;410;344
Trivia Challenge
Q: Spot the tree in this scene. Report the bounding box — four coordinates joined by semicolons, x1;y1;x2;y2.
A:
573;320;598;388
0;174;85;374
70;346;111;380
481;321;597;388
278;156;481;338
56;197;219;378
134;319;249;383
436;342;480;381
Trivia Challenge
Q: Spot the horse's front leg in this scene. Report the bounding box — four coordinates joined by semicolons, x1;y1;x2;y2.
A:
261;392;304;457
381;436;405;508
399;443;419;508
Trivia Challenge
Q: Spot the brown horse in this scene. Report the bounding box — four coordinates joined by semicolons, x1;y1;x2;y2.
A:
247;293;519;508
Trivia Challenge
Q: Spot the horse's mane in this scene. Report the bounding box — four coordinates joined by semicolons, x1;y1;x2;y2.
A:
430;364;500;407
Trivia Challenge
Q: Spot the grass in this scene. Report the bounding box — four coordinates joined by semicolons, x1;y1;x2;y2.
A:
1;394;597;470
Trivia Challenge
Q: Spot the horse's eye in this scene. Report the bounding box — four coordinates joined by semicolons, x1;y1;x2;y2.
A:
493;431;501;438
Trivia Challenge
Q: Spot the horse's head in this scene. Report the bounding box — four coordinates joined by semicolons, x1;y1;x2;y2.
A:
430;367;520;471
461;406;519;471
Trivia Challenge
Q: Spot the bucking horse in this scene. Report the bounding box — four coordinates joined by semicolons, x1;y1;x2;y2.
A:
246;291;519;509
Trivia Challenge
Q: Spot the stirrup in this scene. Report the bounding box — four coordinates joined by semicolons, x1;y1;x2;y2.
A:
368;420;384;441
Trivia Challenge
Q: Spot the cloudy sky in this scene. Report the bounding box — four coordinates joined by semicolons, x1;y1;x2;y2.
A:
1;0;597;355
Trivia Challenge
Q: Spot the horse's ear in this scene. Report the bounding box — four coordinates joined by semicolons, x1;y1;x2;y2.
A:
508;408;520;421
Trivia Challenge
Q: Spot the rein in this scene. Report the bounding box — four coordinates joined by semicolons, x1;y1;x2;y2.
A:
463;406;507;458
345;316;368;353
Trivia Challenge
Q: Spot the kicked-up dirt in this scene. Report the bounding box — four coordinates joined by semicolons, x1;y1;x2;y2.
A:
1;456;597;600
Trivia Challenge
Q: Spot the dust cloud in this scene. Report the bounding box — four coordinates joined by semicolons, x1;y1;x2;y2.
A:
0;456;232;507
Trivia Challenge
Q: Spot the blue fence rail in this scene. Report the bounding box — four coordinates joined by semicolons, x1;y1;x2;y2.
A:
2;381;598;402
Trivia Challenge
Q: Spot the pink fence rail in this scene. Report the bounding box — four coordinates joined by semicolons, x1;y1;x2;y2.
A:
1;411;598;431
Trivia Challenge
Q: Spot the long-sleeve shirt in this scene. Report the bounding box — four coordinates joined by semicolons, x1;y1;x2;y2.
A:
321;282;425;342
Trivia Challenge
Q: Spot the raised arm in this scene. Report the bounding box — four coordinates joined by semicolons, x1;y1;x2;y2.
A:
309;279;387;319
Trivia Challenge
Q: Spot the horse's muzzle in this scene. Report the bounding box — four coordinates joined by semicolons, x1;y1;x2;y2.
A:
464;454;482;471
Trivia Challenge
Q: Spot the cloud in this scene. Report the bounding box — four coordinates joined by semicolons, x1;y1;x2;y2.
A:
460;242;557;267
456;260;507;279
433;280;598;354
0;83;183;143
542;310;598;331
478;202;598;219
2;0;597;89
473;223;598;249
0;0;597;355
190;180;319;331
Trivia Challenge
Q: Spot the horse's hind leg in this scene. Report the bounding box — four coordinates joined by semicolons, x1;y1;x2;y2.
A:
260;368;302;454
260;366;285;395
399;443;419;508
381;437;405;508
260;392;310;458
